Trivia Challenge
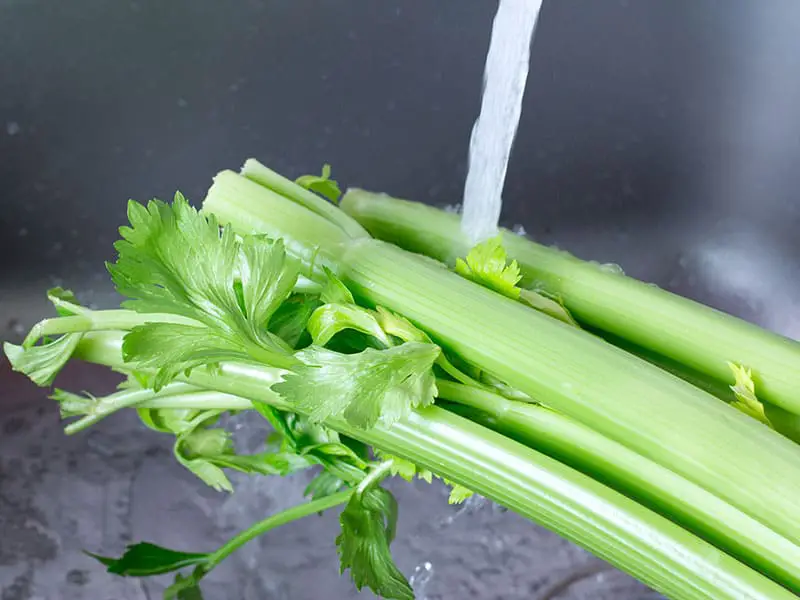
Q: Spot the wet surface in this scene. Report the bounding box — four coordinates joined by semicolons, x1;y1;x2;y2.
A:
3;0;800;598
0;361;661;600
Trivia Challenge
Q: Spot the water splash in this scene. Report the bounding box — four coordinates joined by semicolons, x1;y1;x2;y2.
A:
409;561;435;598
461;0;543;244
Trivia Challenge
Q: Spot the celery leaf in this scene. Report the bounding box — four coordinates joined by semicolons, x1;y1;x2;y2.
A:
456;237;579;327
336;487;412;600
455;235;521;299
307;304;391;348
274;343;439;429
268;294;321;348
4;334;83;387
86;542;208;577
728;362;770;425
108;194;298;384
320;267;355;305
295;164;342;204
519;289;579;327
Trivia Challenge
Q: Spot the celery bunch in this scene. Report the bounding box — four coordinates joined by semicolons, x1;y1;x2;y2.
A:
6;160;800;600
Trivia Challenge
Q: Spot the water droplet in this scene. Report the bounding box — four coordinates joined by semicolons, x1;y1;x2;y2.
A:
443;203;462;214
409;561;434;597
512;223;527;236
591;261;625;276
18;227;28;237
177;98;188;108
6;121;20;136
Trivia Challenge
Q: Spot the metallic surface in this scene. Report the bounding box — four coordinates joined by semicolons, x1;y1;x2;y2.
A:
2;1;799;598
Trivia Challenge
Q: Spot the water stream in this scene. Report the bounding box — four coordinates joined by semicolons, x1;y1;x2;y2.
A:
460;0;543;244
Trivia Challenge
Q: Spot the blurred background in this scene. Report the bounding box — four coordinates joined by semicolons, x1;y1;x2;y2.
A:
2;1;800;598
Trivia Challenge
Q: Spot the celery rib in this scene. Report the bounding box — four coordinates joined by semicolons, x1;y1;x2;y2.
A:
339;190;800;418
74;332;797;600
241;159;369;240
338;238;800;548
437;380;800;593
204;172;800;553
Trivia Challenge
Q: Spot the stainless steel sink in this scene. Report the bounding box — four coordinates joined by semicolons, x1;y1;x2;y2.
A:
2;2;799;598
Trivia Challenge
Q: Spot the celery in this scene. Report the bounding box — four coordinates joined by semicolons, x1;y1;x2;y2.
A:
436;380;800;592
72;331;799;600
339;189;800;418
206;168;800;551
8;159;800;600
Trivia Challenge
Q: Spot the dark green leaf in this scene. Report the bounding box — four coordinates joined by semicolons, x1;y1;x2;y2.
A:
336;488;412;600
305;470;346;499
211;451;313;476
165;571;205;600
268;294;322;348
86;542;208;577
253;407;367;489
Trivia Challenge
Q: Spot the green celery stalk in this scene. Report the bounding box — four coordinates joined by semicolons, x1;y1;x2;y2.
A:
436;380;800;592
203;170;800;552
72;331;797;600
338;189;800;418
240;158;369;240
595;329;800;443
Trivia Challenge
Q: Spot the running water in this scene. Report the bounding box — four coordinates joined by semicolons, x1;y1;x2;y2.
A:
460;0;543;244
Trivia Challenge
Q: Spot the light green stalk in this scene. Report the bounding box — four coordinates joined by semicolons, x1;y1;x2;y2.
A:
436;380;800;592
203;169;800;554
73;331;797;600
339;189;800;418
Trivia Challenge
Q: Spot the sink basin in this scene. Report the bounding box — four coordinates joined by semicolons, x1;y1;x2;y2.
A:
2;2;799;598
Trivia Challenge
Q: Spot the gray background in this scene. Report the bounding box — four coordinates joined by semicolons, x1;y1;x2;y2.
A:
2;1;800;598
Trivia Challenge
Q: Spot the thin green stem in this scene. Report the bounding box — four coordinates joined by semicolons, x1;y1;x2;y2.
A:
23;310;198;347
204;490;352;571
64;386;252;434
357;460;394;496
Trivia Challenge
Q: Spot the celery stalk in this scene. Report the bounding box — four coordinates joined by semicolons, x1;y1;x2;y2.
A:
339;189;800;418
73;331;797;600
240;159;369;240
203;170;800;552
437;380;800;592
